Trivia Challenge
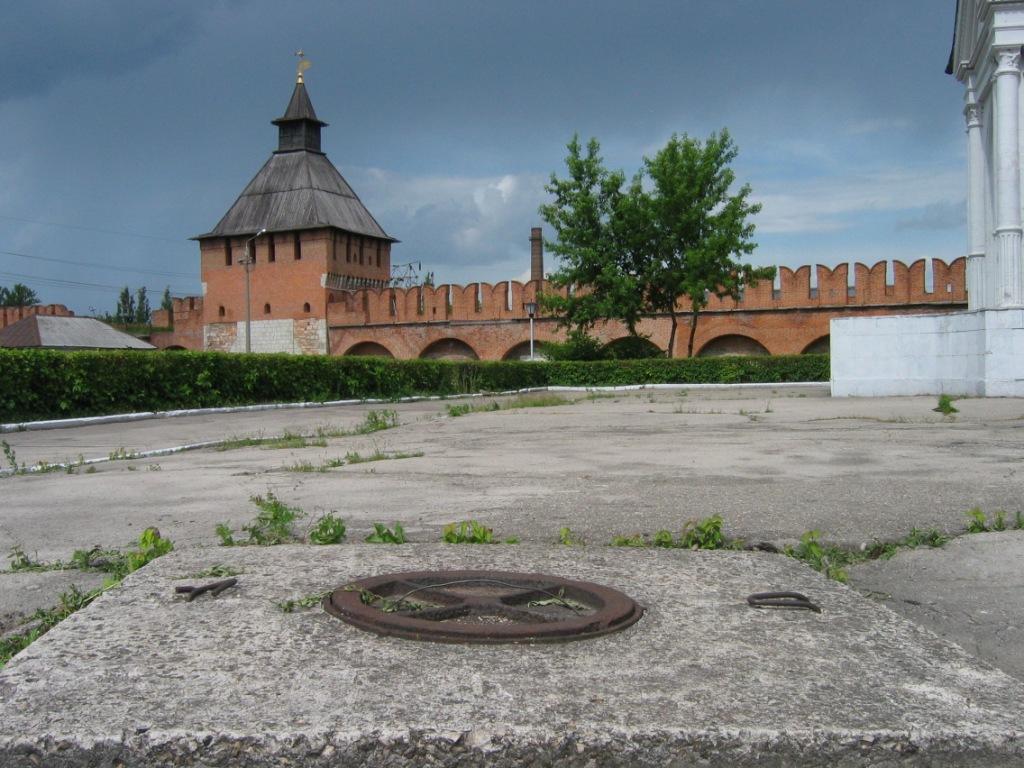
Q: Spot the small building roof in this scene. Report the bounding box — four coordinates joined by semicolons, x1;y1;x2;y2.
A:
0;316;156;350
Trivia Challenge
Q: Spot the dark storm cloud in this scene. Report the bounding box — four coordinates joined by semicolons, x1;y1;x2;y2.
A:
0;1;204;102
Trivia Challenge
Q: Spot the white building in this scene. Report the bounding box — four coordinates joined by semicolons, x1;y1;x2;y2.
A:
831;0;1024;396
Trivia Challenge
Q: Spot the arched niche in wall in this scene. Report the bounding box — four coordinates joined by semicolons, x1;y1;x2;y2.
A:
802;336;830;354
696;334;770;357
602;336;663;359
343;341;394;358
502;341;547;361
419;338;479;360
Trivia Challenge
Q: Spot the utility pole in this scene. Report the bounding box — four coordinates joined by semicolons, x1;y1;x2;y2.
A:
243;228;266;353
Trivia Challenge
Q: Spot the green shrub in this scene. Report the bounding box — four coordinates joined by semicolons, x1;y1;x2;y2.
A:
0;349;828;422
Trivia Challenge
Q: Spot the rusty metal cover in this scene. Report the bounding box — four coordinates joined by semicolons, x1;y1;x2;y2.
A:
324;569;644;644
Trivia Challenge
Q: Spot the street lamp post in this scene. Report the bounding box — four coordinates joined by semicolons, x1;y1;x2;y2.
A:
243;228;267;353
524;301;538;361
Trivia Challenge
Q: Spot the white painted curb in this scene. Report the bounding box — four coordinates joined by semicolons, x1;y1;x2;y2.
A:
0;381;829;435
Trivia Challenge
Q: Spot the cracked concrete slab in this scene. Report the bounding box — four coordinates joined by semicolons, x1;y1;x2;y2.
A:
847;531;1024;681
2;545;1023;766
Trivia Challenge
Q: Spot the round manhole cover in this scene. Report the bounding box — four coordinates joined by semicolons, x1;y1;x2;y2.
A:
324;569;643;644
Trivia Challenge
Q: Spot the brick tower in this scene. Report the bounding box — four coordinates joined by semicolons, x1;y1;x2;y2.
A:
194;67;397;354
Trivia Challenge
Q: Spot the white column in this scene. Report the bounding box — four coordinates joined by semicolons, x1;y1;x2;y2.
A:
993;47;1023;307
965;84;987;310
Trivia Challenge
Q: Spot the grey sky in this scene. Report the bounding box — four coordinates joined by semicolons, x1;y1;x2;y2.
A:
0;1;962;313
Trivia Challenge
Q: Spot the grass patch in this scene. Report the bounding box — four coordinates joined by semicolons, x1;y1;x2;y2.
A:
365;522;407;544
934;394;959;416
443;520;494;544
445;394;574;418
965;507;1022;533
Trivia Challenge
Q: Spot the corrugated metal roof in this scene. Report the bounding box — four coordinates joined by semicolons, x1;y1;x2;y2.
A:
0;316;155;350
195;150;396;241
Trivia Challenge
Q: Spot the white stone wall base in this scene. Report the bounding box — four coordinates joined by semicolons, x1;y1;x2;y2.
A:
205;319;327;355
831;309;1024;397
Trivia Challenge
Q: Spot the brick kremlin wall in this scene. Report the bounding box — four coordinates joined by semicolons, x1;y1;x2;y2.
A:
152;257;967;359
1;304;74;329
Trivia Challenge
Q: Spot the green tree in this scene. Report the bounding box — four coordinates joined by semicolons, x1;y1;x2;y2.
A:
0;283;40;307
114;286;135;325
639;130;773;357
134;286;151;325
540;131;773;358
160;287;173;314
539;136;644;338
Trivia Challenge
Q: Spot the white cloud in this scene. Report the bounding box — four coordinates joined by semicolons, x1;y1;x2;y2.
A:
752;167;963;234
352;167;547;283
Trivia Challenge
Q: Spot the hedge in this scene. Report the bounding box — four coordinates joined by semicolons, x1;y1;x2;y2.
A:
0;349;829;423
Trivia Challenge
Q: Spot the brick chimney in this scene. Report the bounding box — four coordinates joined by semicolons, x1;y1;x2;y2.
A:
529;227;544;282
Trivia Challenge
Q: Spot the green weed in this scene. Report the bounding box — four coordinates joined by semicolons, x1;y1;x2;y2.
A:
610;533;646;547
365;522;407;544
308;512;346;545
107;447;139;461
185;565;242;579
934;394;959;415
343;449;423;465
966;507;989;533
784;530;855;583
217;492;304;546
356;410;399;434
558;527;583;546
1;529;175;668
443;520;494;544
277;591;331;613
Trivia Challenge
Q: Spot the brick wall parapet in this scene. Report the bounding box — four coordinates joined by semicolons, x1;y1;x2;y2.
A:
1;304;74;329
326;258;966;327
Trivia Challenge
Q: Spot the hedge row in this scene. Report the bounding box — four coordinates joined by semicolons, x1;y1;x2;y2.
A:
0;349;829;422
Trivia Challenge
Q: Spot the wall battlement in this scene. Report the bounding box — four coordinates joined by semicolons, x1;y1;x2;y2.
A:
1;304;74;329
325;258;967;327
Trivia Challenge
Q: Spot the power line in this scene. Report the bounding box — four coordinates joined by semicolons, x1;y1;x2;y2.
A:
0;214;186;244
0;248;195;279
0;270;197;296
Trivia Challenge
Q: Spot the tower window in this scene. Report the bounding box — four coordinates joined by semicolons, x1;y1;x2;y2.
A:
359;237;364;265
218;306;225;317
225;240;232;267
268;237;276;263
263;303;271;315
376;241;381;267
303;302;311;313
294;232;302;261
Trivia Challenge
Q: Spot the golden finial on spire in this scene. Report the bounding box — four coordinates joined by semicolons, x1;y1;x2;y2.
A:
294;50;311;83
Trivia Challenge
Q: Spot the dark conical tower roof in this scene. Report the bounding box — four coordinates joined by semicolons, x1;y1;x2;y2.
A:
271;74;327;153
193;72;396;242
272;76;327;129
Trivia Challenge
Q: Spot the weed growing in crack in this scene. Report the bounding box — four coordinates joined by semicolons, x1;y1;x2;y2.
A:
217;493;304;546
344;449;422;465
443;520;494;544
559;527;583;546
308;512;346;545
934;394;959;416
1;529;175;669
277;591;331;613
365;522;407;544
610;516;731;550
